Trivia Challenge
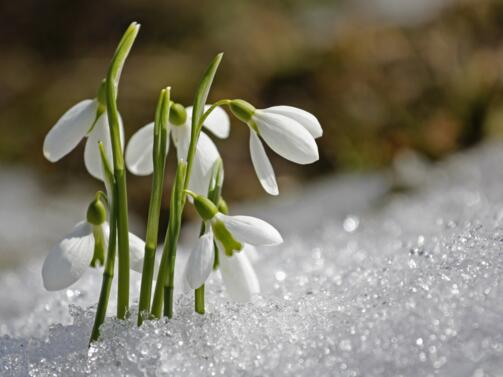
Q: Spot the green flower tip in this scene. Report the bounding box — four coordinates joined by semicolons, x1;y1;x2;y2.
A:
229;99;255;123
128;21;141;33
170;103;187;126
87;197;107;226
212;219;242;256
186;190;218;221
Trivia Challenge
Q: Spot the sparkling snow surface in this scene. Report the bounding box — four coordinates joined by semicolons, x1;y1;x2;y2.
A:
2;144;503;376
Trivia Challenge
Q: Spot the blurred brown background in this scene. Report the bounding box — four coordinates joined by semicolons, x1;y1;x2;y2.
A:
1;0;503;219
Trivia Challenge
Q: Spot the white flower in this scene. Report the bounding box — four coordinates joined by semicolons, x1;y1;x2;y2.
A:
183;203;282;301
125;105;229;195
212;213;282;301
214;213;283;246
183;227;215;290
219;251;259;302
41;220;146;291
43;99;124;181
230;100;322;196
249;106;321;196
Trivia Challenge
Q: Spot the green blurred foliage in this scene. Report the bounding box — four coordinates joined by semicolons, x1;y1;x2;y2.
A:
1;0;503;217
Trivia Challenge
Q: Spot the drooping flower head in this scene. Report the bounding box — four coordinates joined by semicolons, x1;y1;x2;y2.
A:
183;191;283;301
43;81;124;180
229;100;322;196
125;103;229;196
41;194;146;291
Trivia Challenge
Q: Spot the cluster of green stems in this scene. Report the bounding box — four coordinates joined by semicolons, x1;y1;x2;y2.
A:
89;22;228;343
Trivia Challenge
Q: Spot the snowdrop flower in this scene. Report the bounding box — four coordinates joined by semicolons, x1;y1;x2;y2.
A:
184;192;282;301
41;198;146;291
43;86;124;180
229;100;322;195
125;103;229;195
183;228;215;291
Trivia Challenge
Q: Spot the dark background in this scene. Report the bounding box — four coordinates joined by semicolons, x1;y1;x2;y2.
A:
1;0;503;219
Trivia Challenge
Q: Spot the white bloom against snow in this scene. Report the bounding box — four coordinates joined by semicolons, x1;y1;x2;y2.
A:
231;101;322;196
219;251;259;303
183;199;283;301
125;105;229;196
41;220;146;291
43;99;124;180
183;227;215;291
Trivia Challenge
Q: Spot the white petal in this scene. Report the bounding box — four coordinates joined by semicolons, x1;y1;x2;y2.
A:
264;106;322;138
243;244;259;263
188;132;221;196
42;221;94;291
171;124;191;162
186;105;230;139
125;123;154;175
216;213;283;246
128;231;147;274
184;230;215;289
43;99;98;162
84;113;125;180
253;111;319;165
219;251;259;302
249;131;278;196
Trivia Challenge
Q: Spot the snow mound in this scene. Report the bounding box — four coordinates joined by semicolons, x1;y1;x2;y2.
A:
2;143;503;376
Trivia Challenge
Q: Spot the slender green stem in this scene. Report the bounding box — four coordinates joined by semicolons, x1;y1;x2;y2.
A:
150;53;223;319
150;161;186;318
137;88;171;326
195;286;205;314
89;190;117;343
164;286;174;318
199;99;230;127
90;143;117;344
105;22;140;319
194;159;224;314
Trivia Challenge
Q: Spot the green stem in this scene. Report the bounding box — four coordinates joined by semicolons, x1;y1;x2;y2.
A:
151;53;223;319
195;286;205;314
89;198;117;343
150;161;186;318
137;88;171;326
194;159;224;314
106;22;140;319
199;99;230;127
90;143;117;344
164;286;174;318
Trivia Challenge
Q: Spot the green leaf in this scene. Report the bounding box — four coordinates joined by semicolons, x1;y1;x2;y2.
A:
191;53;224;133
107;22;140;96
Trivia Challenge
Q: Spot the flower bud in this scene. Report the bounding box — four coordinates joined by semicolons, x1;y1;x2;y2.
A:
86;197;107;225
189;191;218;221
229;99;255;123
170;103;187;126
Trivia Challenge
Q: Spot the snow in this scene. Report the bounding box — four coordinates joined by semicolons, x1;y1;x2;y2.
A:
2;143;503;376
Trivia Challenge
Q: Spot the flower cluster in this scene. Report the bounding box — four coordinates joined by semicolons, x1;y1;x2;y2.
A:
41;22;322;343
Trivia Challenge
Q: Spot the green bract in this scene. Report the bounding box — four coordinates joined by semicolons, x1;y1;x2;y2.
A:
170;102;187;126
190;192;219;221
87;197;107;225
229;99;255;123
